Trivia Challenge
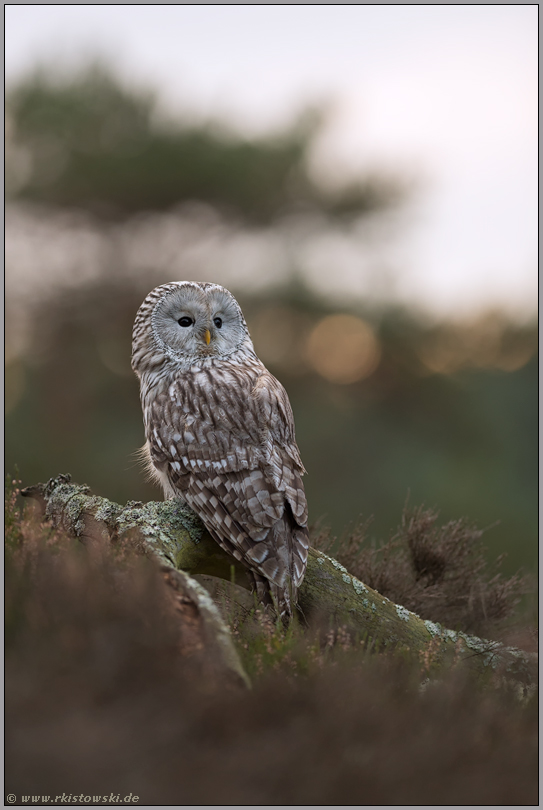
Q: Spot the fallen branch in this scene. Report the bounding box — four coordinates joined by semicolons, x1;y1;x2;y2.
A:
22;474;537;686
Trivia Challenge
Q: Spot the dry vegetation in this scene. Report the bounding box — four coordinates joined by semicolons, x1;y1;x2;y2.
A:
5;477;538;806
314;505;535;643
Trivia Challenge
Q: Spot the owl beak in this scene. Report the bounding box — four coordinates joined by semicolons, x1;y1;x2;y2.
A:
204;329;211;345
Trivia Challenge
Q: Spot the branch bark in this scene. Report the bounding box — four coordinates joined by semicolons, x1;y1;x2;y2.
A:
22;474;537;687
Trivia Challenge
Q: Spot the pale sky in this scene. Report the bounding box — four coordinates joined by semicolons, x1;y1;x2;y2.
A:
5;5;538;320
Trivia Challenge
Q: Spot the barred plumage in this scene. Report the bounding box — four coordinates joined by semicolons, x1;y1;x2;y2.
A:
131;281;309;619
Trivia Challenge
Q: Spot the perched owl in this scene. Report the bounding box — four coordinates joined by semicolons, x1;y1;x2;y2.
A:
131;281;309;620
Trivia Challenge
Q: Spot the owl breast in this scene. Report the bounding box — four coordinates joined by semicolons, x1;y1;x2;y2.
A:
148;361;265;473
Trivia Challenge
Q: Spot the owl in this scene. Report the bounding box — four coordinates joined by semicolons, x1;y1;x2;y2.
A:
131;281;309;620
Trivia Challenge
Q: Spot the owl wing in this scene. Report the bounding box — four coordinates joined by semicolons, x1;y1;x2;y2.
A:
147;365;309;590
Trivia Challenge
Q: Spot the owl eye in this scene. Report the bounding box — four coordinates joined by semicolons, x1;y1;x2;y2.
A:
213;317;223;329
178;316;194;327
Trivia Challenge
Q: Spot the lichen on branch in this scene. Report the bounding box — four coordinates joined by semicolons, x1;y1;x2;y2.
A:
22;474;537;686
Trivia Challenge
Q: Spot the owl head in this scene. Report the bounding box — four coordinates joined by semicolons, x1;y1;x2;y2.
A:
132;281;255;373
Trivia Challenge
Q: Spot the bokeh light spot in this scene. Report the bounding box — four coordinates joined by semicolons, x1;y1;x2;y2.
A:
417;314;537;375
305;314;381;384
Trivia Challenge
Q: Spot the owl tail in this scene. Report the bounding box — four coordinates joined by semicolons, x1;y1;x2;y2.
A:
249;572;297;626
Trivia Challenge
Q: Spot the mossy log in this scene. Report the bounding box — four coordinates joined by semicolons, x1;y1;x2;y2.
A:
22;474;537;687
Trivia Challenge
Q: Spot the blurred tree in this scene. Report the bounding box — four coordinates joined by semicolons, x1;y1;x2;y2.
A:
6;63;404;223
5;62;537;579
